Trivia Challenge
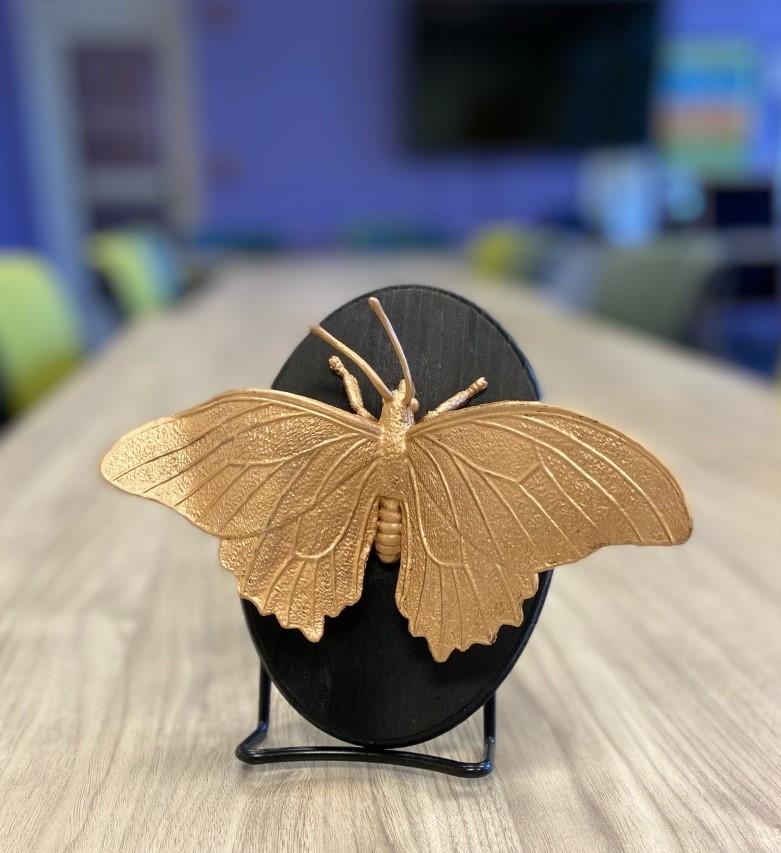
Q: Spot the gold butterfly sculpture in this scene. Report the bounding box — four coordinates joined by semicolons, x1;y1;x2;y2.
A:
102;297;692;661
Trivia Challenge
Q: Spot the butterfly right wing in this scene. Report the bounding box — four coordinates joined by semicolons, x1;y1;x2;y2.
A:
101;389;381;640
400;401;692;661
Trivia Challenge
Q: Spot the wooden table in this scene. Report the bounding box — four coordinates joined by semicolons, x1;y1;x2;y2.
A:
2;256;779;852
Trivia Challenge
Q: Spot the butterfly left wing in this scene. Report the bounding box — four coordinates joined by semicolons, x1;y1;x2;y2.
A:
400;401;692;661
101;389;381;640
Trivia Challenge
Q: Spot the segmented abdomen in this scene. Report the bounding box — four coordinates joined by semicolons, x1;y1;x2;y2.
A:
374;497;401;563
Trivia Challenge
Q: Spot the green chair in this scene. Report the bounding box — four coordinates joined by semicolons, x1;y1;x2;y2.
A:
591;235;723;342
0;254;82;415
89;228;183;319
468;225;556;283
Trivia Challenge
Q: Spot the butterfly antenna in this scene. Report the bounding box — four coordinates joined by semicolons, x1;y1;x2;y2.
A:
367;297;415;405
310;324;393;401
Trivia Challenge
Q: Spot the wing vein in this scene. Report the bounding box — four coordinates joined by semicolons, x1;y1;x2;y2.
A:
352;496;378;597
189;464;249;520
523;415;673;540
137;434;234;493
222;434;361;533
447;454;513;632
423;435;567;561
286;559;309;623
406;463;430;634
171;460;242;507
202;391;381;436
248;517;300;599
112;403;269;478
480;419;644;539
415;442;485;642
535;446;602;534
422;443;506;633
297;462;378;560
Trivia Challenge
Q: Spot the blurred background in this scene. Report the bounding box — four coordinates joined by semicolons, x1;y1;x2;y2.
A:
1;0;780;425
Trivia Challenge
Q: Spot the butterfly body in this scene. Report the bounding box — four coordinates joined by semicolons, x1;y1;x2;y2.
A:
347;373;481;566
375;498;403;563
372;385;416;556
101;296;692;662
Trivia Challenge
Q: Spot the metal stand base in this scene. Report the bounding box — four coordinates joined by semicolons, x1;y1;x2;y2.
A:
236;665;496;778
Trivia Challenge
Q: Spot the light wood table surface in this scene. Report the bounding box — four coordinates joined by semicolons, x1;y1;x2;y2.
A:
1;256;779;852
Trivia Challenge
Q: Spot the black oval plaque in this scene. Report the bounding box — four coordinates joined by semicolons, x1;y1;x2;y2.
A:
242;285;551;748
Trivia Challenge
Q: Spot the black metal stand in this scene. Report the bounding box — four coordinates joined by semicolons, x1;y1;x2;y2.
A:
235;665;496;778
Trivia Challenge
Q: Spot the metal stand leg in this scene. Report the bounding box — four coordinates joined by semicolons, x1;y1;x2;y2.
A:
236;664;496;778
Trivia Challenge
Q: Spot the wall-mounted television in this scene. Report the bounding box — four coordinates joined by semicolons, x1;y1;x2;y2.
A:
407;0;660;151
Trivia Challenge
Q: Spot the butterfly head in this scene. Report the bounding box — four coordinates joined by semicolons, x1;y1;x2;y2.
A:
384;379;419;429
312;297;420;421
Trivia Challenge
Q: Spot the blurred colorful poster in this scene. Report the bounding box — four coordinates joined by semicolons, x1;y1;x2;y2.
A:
656;40;758;178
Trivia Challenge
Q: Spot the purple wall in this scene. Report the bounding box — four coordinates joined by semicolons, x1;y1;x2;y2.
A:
188;0;581;245
2;1;779;250
0;0;34;248
191;0;781;244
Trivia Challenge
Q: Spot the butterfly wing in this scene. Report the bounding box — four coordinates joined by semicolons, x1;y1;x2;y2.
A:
401;401;692;661
101;389;381;640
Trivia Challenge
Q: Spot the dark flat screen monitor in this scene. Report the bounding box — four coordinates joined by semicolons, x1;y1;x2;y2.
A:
407;0;659;151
